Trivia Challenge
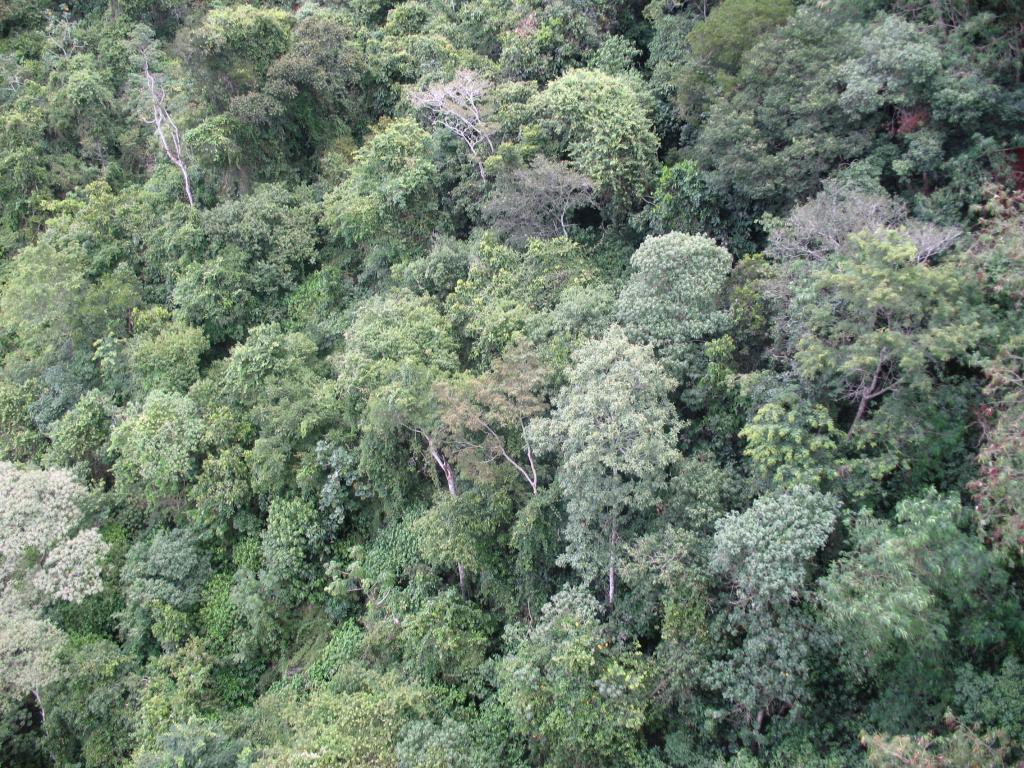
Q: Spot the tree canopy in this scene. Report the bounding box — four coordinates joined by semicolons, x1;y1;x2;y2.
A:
2;1;1023;766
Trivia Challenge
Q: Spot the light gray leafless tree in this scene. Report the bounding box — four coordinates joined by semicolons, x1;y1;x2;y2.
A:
483;156;595;246
139;44;194;207
409;70;496;181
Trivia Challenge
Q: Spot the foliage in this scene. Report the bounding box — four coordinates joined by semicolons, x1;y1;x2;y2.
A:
0;462;108;604
785;230;984;436
820;490;1022;724
710;487;840;731
616;232;733;384
496;586;655;768
739;394;841;491
121;528;211;650
109;389;204;516
2;0;1023;763
532;326;680;604
483;155;594;246
527;68;658;214
324;117;439;281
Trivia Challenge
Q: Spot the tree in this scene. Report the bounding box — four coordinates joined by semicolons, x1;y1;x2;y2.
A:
527;69;658;213
228;7;373;175
0;380;45;462
125;308;209;396
172;184;319;345
410;70;497;181
396;716;514;768
482;156;594;245
133;720;247;768
136;30;193;207
966;339;1024;561
638;160;736;248
42;637;141;768
0;462;108;604
820;491;1021;726
260;497;329;604
970;342;1024;560
336;291;459;492
411;486;515;603
766;179;961;270
324;118;440;282
616;232;733;385
121;528;211;651
338;290;459;399
204;322;330;500
531;326;680;605
862;718;1013;768
109;390;204;516
250;671;432;768
397;589;494;689
710;487;840;735
444;236;595;366
495;0;609;81
437;341;551;495
0;463;109;722
962;186;1024;311
0;240;140;376
45;389;115;479
963;189;1024;560
496;586;654;768
182;4;293;111
694;7;1009;228
0;599;63;723
785;230;984;433
672;0;794;122
739;393;842;491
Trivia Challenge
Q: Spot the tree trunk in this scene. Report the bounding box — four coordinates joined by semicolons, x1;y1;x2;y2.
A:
425;434;466;597
31;689;45;723
607;516;617;607
849;357;885;435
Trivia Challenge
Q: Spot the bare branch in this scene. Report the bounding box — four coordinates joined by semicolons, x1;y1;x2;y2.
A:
139;48;194;207
483;156;594;246
409;70;497;181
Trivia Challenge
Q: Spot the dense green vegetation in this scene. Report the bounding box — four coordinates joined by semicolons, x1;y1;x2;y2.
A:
2;0;1024;765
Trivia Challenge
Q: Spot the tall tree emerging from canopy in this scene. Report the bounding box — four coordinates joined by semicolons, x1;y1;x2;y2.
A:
531;326;680;605
616;232;733;385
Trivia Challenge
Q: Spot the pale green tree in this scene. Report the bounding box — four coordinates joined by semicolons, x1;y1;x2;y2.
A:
324;118;440;281
531;326;680;605
616;232;732;384
739;394;842;491
527;69;658;213
125;307;209;396
0;598;63;722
